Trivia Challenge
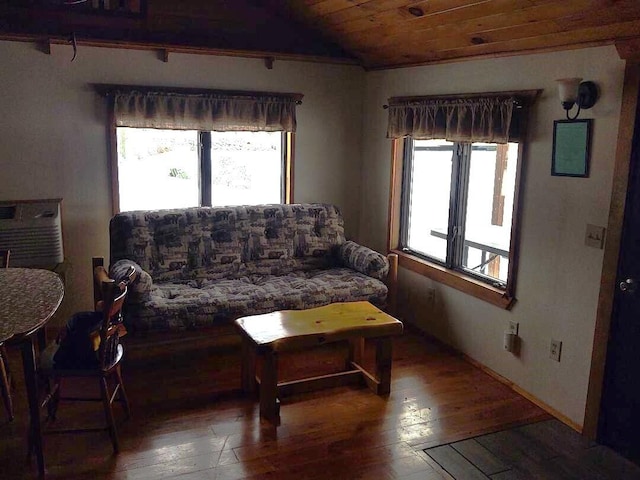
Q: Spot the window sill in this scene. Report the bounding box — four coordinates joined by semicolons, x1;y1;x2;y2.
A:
391;249;515;310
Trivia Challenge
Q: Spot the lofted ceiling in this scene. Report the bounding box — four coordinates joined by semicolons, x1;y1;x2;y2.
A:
0;1;639;68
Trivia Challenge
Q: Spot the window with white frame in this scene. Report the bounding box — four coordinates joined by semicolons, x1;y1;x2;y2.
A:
387;91;537;307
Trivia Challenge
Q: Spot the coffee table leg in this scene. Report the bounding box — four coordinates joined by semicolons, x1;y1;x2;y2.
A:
347;337;365;369
259;349;279;422
375;337;393;395
240;337;257;395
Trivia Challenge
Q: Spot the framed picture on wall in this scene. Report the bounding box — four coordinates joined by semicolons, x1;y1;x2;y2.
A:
551;119;592;177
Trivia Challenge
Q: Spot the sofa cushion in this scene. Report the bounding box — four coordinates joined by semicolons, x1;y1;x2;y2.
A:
110;259;153;304
338;241;390;281
128;268;387;332
110;204;347;280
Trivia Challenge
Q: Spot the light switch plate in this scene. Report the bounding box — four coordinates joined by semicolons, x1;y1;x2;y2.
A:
585;224;605;249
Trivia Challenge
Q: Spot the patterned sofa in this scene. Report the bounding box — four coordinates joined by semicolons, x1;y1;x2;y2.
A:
99;203;397;334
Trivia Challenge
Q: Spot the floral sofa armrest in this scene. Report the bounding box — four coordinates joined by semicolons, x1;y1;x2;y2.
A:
338;241;390;281
109;259;153;304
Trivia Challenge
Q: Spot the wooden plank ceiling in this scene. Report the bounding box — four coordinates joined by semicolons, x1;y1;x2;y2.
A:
0;1;638;68
285;0;640;68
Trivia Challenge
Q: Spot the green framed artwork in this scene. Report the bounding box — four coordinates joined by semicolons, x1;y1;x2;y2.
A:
551;119;592;177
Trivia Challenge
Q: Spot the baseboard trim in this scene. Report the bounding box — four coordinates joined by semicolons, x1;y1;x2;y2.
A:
460;353;583;434
402;322;583;434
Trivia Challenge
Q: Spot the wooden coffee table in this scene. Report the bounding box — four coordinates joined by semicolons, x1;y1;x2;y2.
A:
235;301;403;423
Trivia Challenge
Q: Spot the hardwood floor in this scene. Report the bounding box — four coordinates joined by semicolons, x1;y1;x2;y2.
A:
0;330;550;479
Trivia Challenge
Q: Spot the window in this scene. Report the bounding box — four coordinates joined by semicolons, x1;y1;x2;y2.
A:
116;128;288;212
98;84;301;214
400;138;520;289
386;91;537;308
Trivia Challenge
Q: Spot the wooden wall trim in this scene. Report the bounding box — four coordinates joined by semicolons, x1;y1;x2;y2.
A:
394;250;514;310
386;139;403;254
616;38;640;62
0;34;360;67
286;133;295;204
106;99;119;215
583;63;640;439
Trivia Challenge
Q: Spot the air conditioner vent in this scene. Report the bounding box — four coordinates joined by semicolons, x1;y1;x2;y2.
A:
0;199;64;268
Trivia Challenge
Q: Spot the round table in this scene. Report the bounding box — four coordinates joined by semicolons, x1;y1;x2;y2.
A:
0;268;64;478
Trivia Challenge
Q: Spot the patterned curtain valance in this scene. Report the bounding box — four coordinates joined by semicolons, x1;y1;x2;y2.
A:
386;93;532;143
97;85;302;132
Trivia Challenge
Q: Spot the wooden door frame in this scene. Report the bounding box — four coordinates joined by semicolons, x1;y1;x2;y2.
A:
583;50;640;438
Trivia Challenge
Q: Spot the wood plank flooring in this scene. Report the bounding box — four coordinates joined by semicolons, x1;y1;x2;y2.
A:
425;420;640;480
0;331;551;479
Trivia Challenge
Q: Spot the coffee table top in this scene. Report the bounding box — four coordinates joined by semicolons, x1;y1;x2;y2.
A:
235;301;403;352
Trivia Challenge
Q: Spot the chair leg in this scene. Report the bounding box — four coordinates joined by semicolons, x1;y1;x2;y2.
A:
0;350;14;421
115;365;131;419
100;376;119;453
1;345;14;389
47;378;61;421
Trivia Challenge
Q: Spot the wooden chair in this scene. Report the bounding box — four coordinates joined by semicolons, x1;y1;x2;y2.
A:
0;249;14;421
40;265;135;452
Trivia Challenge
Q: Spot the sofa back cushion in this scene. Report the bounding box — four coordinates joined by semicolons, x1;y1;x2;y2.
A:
110;203;346;279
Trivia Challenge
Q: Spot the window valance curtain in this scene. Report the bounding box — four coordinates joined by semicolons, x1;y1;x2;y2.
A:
100;85;302;132
386;93;532;143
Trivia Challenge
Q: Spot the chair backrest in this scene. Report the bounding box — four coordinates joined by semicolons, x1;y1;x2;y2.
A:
94;266;135;371
0;249;9;268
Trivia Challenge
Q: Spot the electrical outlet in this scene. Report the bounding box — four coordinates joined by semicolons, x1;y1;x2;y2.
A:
425;288;435;304
508;321;519;336
550;339;562;362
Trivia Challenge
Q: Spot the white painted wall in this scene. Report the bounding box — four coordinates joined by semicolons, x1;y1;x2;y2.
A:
0;38;626;427
359;46;625;426
0;41;365;319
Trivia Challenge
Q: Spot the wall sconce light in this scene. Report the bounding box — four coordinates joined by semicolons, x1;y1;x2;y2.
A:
556;78;599;120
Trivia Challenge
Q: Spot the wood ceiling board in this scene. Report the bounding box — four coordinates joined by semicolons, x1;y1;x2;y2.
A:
320;0;529;32
354;19;566;62
341;0;598;54
558;0;640;29
368;18;640;68
312;0;487;28
304;0;373;17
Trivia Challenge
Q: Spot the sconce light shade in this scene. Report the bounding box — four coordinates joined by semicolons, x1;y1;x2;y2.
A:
557;77;582;106
556;78;599;120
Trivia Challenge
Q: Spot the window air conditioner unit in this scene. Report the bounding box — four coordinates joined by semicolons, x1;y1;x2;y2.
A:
0;199;64;268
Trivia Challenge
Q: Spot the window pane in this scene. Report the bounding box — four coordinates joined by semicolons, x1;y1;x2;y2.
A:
405;139;454;262
210;131;283;207
117;128;199;212
462;143;519;283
